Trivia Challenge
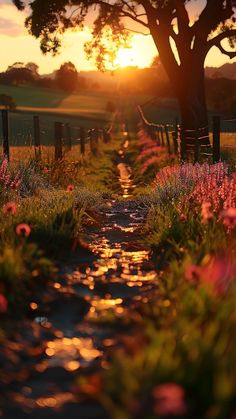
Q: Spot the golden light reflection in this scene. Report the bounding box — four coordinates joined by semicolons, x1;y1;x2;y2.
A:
36;393;74;409
44;337;102;367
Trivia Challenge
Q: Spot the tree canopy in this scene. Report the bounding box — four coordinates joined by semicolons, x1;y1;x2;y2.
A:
13;1;236;132
55;61;79;91
12;1;236;70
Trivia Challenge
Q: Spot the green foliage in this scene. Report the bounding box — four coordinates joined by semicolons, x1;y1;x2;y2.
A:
0;243;55;311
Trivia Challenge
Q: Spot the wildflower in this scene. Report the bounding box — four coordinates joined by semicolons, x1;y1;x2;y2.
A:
201;202;213;223
185;264;202;282
185;254;236;295
0;294;8;313
153;383;187;416
16;223;31;237
2;202;17;215
180;213;187;221
221;207;236;228
66;184;74;192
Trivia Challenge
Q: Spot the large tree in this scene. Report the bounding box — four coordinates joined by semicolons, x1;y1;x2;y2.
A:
13;0;236;134
55;61;79;91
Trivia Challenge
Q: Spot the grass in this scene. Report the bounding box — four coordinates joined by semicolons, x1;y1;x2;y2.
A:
92;159;236;419
0;131;122;315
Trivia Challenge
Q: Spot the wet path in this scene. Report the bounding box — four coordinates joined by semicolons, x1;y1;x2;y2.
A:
0;138;158;419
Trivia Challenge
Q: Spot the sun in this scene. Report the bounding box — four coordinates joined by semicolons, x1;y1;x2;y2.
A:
115;48;138;68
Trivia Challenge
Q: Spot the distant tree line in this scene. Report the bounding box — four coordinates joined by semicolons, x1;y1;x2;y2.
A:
0;59;235;115
0;61;88;92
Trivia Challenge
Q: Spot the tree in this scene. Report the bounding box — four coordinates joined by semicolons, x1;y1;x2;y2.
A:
4;62;35;85
55;62;79;92
12;0;236;137
0;94;17;111
25;62;39;79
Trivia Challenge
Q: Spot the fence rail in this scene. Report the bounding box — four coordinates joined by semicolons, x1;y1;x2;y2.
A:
138;105;236;163
0;109;113;162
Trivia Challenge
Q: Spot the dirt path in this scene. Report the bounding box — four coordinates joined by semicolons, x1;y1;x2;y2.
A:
0;138;158;419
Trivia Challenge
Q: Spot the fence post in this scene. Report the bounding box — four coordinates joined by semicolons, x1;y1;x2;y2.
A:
33;115;41;161
173;118;179;155
80;127;85;155
159;126;164;146
180;127;186;161
54;122;63;160
212;116;221;163
165;125;171;155
2;109;10;161
65;123;72;150
171;127;178;156
194;129;200;163
155;127;160;145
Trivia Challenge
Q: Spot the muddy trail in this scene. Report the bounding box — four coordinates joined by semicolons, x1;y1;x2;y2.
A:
0;138;158;419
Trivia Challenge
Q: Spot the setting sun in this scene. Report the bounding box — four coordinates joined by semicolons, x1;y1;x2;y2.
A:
114;48;139;68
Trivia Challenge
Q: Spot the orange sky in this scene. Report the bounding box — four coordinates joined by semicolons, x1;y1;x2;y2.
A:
0;0;235;74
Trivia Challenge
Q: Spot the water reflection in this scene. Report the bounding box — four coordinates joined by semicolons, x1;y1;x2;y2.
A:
39;337;102;370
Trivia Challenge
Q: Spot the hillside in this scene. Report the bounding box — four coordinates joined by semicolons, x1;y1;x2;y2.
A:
205;62;236;79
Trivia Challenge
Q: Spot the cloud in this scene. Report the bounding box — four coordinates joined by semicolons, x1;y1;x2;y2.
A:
0;16;23;36
0;2;27;36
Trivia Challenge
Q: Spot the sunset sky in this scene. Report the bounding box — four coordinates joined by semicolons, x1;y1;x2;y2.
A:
0;0;235;74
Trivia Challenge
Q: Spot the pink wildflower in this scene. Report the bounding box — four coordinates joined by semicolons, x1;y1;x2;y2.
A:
153;383;187;416
185;264;202;282
180;213;187;221
2;202;17;215
185;254;236;295
0;294;8;313
66;184;74;192
221;208;236;228
201;202;213;223
16;223;31;237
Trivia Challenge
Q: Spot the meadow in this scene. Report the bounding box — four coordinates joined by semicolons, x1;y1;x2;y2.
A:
0;85;236;418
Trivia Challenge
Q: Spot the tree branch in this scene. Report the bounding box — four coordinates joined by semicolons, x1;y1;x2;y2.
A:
192;0;234;41
207;28;236;58
173;0;190;33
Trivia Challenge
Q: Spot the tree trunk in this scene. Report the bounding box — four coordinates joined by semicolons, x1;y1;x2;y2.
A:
173;59;211;160
177;64;209;132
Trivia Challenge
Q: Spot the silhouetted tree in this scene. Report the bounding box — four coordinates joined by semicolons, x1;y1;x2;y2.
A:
0;94;17;111
4;62;35;85
25;62;39;79
55;62;79;92
13;1;236;136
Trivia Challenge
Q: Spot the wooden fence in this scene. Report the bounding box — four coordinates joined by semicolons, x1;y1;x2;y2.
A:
1;109;112;162
138;105;236;163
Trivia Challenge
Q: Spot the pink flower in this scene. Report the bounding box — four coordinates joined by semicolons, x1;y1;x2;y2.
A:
180;213;187;221
185;254;236;295
153;383;187;416
221;208;236;228
0;294;8;313
66;184;74;192
2;202;17;215
16;223;31;237
185;264;202;282
201;202;213;223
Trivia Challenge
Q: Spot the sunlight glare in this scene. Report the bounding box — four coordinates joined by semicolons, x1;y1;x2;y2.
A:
114;48;138;68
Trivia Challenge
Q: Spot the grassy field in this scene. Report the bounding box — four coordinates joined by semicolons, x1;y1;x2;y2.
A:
0;83;235;148
0;84;151;146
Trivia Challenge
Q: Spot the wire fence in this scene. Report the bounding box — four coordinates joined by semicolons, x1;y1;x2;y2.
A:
138;105;236;163
0;109;113;163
